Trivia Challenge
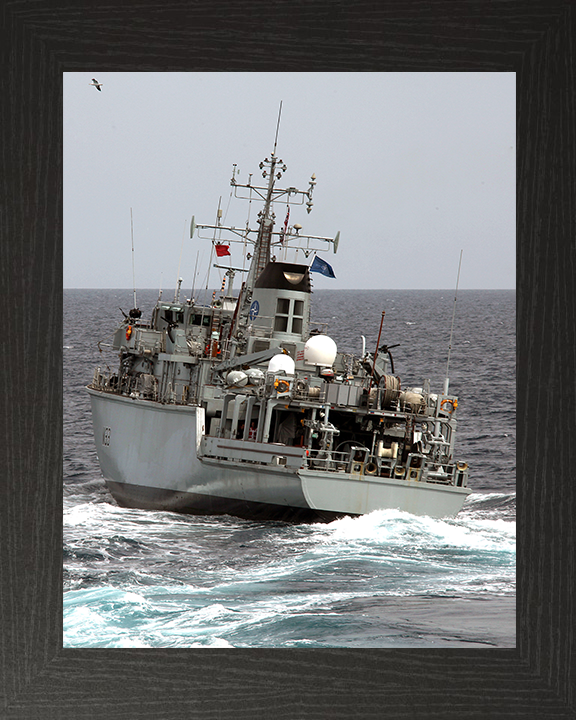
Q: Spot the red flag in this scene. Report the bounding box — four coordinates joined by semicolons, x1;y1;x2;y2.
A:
215;243;230;257
280;206;290;244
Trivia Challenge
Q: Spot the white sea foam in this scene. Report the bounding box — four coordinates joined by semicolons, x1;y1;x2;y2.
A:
205;637;235;647
319;507;515;554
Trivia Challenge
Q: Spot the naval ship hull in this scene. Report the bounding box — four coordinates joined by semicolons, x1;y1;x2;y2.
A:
86;145;472;524
88;388;471;523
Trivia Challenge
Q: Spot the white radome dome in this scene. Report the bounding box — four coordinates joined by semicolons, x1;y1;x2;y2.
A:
267;353;296;375
304;335;337;367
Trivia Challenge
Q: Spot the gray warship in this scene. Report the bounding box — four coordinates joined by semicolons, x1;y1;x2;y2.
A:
87;144;471;522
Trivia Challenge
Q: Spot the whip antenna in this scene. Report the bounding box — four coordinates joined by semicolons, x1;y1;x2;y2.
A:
444;249;463;395
174;218;187;302
190;250;200;301
130;208;137;310
273;101;282;154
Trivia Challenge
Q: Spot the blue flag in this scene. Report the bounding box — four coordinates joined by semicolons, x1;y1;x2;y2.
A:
310;255;336;278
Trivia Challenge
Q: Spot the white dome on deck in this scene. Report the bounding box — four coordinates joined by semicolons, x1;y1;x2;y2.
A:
268;354;295;375
304;335;337;367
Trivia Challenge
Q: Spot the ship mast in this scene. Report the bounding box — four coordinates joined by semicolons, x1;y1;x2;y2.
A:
245;151;282;288
193;154;331;284
191;109;339;316
246;102;284;288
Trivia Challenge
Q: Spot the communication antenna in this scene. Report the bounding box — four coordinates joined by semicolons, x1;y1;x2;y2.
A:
190;249;200;301
202;198;221;305
174;218;187;302
273;101;283;154
130;208;137;310
444;249;463;395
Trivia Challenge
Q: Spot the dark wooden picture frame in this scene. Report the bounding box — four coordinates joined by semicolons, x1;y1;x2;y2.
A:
2;1;574;717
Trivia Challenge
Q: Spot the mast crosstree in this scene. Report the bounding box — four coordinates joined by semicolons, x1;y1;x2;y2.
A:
192;149;335;296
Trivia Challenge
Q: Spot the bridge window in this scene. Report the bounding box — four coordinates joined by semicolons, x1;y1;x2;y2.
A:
275;297;305;334
275;298;290;331
277;298;290;314
291;299;304;333
189;313;211;327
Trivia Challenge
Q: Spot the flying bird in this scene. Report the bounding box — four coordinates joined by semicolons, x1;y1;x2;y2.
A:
90;78;103;91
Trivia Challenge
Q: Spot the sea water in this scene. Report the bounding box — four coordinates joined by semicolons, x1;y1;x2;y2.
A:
63;289;515;648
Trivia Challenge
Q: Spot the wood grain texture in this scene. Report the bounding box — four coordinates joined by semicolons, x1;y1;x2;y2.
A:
1;0;574;717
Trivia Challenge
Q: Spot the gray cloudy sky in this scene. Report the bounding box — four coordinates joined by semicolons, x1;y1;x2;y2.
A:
63;72;515;291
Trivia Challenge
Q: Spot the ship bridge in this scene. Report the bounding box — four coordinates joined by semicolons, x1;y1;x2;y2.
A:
246;261;312;357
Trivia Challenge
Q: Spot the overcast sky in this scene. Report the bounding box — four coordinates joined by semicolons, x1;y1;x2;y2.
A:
63;72;515;291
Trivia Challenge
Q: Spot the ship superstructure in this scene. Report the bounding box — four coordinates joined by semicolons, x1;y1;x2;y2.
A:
87;144;470;522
